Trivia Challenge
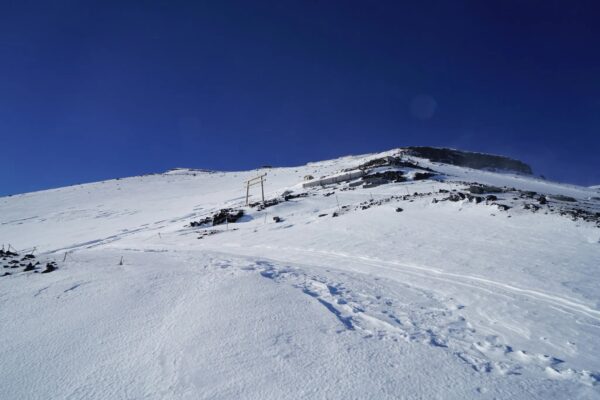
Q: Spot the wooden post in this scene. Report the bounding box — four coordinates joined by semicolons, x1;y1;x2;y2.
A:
261;176;265;203
246;181;250;206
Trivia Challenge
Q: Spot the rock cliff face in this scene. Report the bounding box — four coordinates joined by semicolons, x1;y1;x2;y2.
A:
404;146;533;175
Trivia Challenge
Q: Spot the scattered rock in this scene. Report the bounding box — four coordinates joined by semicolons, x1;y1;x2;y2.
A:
284;192;309;201
23;263;35;272
495;204;511;211
413;172;435;181
357;156;398;170
190;209;245;227
469;185;503;194
213;209;244;225
41;263;57;274
190;217;212;227
198;230;221;240
524;203;540;212
356;155;436;172
467;195;484;204
254;198;282;210
273;216;283;223
447;193;466;202
396;207;403;212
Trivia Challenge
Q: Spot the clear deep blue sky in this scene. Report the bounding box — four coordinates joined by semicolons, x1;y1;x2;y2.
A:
2;1;600;195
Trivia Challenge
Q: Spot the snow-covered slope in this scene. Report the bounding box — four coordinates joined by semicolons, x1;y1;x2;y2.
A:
1;148;599;399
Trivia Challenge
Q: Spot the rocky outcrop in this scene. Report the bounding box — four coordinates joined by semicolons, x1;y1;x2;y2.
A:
404;147;533;175
190;209;244;227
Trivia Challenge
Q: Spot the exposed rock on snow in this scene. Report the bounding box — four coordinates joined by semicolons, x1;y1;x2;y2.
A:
405;146;533;175
190;209;244;227
468;184;503;194
0;249;56;275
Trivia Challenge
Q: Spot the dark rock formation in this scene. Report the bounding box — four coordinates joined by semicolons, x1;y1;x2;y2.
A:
357;156;435;172
413;172;436;181
284;192;309;201
212;209;244;226
190;209;245;227
41;263;57;274
405;147;533;175
23;263;35;272
469;185;503;194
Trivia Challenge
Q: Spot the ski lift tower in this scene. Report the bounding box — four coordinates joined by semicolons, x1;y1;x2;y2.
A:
245;173;267;206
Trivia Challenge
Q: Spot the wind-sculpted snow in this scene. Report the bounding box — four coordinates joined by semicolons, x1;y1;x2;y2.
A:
1;148;599;399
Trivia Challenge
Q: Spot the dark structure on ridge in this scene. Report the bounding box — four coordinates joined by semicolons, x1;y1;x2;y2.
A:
405;147;533;175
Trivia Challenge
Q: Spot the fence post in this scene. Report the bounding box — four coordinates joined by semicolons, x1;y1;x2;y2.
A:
246;181;250;206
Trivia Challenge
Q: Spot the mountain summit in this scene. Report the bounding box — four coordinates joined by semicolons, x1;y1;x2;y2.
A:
1;148;599;399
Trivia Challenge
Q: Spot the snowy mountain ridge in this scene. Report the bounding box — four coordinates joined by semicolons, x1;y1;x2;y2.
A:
1;147;599;399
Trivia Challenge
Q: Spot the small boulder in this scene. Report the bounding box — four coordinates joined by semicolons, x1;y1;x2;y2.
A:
413;172;435;181
41;263;57;274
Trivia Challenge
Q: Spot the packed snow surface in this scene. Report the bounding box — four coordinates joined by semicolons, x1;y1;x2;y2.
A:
1;148;600;399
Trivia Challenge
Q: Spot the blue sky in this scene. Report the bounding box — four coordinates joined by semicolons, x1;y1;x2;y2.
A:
1;1;599;195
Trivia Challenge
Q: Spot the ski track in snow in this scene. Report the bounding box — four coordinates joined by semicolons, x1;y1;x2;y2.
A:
248;245;600;323
198;250;600;388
